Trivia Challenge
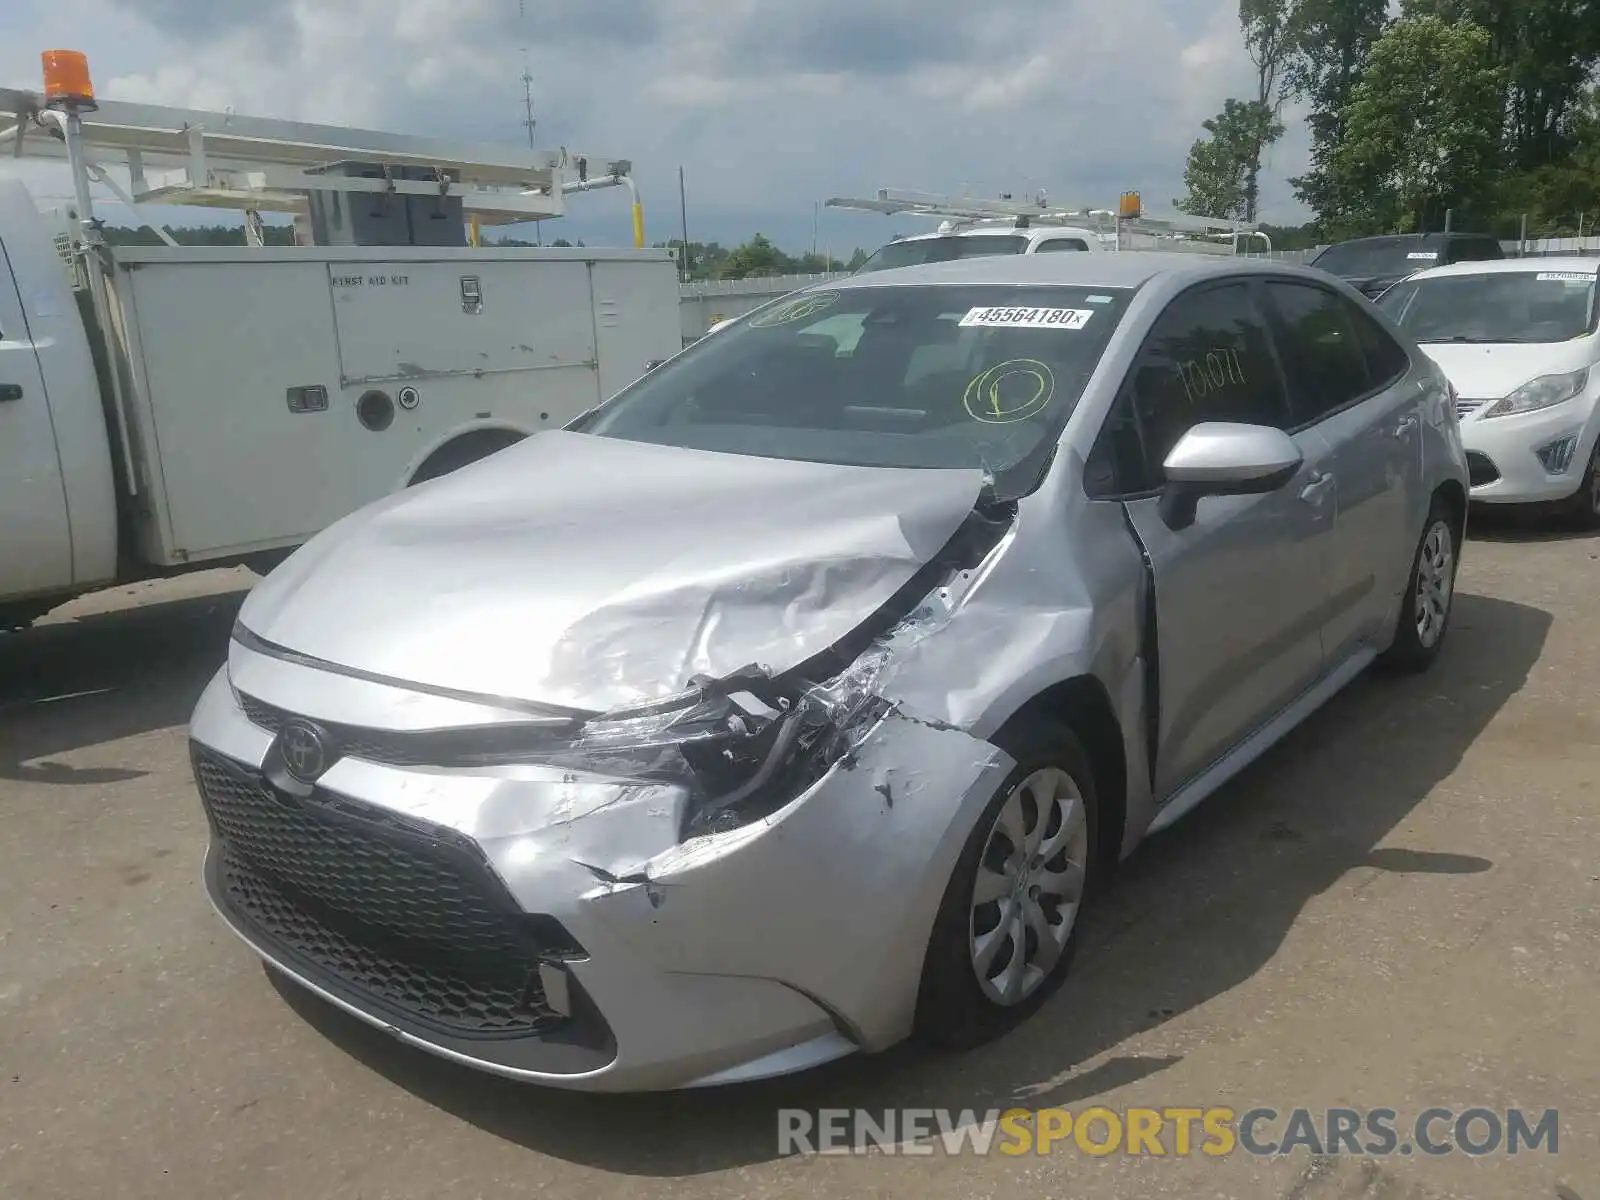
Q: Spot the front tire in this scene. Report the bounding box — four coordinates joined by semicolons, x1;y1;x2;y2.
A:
1378;497;1458;674
913;718;1099;1051
1562;437;1600;531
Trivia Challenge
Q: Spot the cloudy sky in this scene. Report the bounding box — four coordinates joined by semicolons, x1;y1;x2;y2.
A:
0;0;1314;255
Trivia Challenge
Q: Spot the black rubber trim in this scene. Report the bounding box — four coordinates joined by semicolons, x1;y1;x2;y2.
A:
1116;502;1161;793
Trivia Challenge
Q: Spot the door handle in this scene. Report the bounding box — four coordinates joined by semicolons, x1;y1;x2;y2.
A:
0;383;22;402
1393;414;1419;439
1299;471;1335;503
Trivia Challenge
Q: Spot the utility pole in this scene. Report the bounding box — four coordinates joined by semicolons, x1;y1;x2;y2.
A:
678;165;690;281
520;45;541;246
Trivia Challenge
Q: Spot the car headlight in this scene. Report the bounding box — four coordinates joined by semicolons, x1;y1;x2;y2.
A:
1482;368;1591;419
569;672;892;839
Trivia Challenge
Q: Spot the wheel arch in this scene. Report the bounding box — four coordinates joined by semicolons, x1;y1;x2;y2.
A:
991;674;1128;883
404;423;531;487
1433;477;1467;545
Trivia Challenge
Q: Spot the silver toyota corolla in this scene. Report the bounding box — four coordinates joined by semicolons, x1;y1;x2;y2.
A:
189;253;1470;1092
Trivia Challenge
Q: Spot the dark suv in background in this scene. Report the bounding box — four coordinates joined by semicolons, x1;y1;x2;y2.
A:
1310;233;1504;299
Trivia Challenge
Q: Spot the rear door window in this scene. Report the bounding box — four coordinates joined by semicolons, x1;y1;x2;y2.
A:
1263;281;1374;424
1446;238;1502;263
1348;303;1413;388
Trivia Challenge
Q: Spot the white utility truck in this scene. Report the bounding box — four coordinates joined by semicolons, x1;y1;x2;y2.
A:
826;188;1274;271
0;54;680;629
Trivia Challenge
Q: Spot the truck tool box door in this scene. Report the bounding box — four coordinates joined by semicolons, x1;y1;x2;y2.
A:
124;258;355;559
0;227;72;596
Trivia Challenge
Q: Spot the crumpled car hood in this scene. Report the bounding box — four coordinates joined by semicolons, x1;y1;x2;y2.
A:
238;431;986;713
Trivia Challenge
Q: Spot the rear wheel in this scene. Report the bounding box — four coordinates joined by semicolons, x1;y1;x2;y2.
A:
0;600;54;632
241;550;293;577
409;430;526;486
1377;497;1458;674
914;719;1099;1051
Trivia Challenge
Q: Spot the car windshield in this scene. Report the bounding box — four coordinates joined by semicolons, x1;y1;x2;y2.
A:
1313;237;1444;277
856;235;1029;273
574;284;1135;499
1377;270;1599;344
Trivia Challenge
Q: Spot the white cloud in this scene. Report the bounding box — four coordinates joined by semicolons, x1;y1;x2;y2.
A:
0;0;1314;250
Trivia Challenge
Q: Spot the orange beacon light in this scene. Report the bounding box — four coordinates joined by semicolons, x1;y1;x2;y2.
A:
42;49;97;110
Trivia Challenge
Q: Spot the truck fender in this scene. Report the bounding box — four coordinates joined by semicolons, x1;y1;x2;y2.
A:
401;423;531;488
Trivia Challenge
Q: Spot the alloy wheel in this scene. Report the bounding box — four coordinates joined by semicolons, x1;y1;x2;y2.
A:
1415;520;1455;650
968;767;1091;1007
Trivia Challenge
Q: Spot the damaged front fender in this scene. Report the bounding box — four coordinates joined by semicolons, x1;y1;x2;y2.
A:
572;711;1016;1049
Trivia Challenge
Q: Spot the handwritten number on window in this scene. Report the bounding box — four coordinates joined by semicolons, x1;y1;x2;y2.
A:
1177;347;1246;405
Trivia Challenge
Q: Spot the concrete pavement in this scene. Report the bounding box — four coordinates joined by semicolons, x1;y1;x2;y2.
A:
1;525;1595;1199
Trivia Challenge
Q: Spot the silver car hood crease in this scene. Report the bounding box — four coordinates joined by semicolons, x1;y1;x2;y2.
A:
238;431;987;713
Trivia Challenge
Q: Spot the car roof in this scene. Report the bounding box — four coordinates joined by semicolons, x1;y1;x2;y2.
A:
826;251;1327;292
1326;232;1498;247
1403;255;1600;281
892;225;1098;244
894;227;1025;241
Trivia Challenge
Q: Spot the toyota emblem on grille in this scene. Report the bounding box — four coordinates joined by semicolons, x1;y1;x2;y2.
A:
279;721;332;783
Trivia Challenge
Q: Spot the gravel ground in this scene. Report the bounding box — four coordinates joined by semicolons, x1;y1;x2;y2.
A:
1;520;1596;1200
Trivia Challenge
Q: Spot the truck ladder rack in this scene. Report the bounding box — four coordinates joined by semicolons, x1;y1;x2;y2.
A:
825;188;1272;254
0;87;632;225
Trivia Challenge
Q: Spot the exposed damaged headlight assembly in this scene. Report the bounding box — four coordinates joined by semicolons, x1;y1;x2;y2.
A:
571;671;894;839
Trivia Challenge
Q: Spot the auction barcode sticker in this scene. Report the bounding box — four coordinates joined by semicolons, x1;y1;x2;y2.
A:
1537;271;1595;282
961;306;1094;330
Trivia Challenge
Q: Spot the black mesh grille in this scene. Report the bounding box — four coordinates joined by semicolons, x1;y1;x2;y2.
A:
195;747;571;1037
1466;451;1500;487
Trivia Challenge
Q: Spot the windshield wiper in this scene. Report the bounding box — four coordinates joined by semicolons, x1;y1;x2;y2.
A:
1426;334;1568;345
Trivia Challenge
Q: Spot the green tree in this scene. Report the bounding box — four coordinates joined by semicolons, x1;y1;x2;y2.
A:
102;223;294;246
1492;85;1600;235
1402;0;1600;170
1284;0;1392;221
1239;0;1302;219
718;233;791;279
1323;15;1507;233
1177;99;1286;220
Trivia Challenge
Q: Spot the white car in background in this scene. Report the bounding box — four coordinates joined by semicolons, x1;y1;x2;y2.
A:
1378;257;1600;527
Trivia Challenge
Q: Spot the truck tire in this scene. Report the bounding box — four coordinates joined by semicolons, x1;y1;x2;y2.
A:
409;430;526;486
914;717;1099;1051
242;550;294;578
0;599;56;632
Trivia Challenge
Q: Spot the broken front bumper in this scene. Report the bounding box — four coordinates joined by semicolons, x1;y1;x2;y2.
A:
187;653;1013;1092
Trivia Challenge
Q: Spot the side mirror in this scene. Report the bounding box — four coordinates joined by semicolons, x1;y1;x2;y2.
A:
1158;422;1303;532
